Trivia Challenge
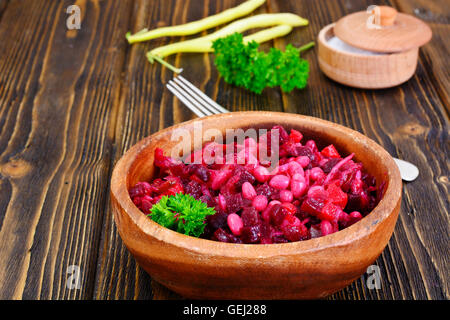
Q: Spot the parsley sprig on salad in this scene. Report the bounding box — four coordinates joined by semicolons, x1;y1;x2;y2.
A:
149;193;215;237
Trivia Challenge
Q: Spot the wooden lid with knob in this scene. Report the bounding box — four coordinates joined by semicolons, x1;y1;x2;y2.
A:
334;6;432;53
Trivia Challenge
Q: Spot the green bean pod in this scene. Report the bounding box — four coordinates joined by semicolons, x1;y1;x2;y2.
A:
126;0;266;44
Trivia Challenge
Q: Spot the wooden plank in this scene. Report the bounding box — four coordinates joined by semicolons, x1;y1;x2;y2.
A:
271;0;449;300
0;0;8;21
393;0;450;113
0;0;133;299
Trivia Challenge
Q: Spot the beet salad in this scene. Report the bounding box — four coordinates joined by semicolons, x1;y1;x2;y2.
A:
129;125;384;244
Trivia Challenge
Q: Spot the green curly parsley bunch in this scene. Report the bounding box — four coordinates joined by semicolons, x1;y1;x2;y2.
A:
149;193;215;237
212;33;313;94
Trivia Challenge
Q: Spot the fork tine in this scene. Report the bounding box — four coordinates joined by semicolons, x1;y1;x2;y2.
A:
172;77;221;116
168;80;215;116
166;82;208;118
176;75;230;114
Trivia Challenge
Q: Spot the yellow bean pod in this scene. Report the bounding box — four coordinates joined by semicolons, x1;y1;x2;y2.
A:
126;0;266;44
148;13;308;59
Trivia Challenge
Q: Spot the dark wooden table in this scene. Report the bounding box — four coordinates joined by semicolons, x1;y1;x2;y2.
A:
0;0;448;300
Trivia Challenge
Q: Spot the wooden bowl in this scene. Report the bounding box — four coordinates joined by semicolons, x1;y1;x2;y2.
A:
318;23;418;89
110;111;402;299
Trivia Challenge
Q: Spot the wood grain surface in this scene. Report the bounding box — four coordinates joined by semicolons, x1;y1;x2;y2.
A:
0;0;448;300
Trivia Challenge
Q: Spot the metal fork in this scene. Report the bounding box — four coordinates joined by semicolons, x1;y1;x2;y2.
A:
166;75;419;182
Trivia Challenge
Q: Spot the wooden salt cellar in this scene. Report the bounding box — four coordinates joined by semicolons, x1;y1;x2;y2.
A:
318;6;432;89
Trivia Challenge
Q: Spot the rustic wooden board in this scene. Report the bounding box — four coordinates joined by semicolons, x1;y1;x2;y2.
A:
0;0;8;19
394;0;450;113
0;0;133;299
0;0;448;300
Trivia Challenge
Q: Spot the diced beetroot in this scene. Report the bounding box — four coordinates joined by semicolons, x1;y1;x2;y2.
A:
184;180;202;199
226;193;243;214
281;224;309;242
241;225;261;243
194;165;210;182
321;144;340;158
261;200;281;222
345;192;362;212
269;204;285;226
362;173;376;188
294;145;313;159
241;207;260;227
206;210;228;230
188;174;204;185
323;153;354;185
132;196;142;208
129;181;151;198
305;140;318;153
241;197;253;208
331;220;340;233
318;202;342;222
289;129;303;143
260;222;273;244
199;194;215;207
164;183;184;196
307;185;327;199
340;166;359;192
154;177;184;196
272;235;289;243
152;194;163;203
271;125;289;144
300;196;326;216
351;170;364;194
321;158;341;174
222;173;242;194
140;196;153;213
213;228;231;243
227;234;243;244
154;148;183;172
282;140;303;157
235;168;256;189
326;182;348;209
210;169;233;190
281;202;297;215
169;162;191;178
255;183;276;199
